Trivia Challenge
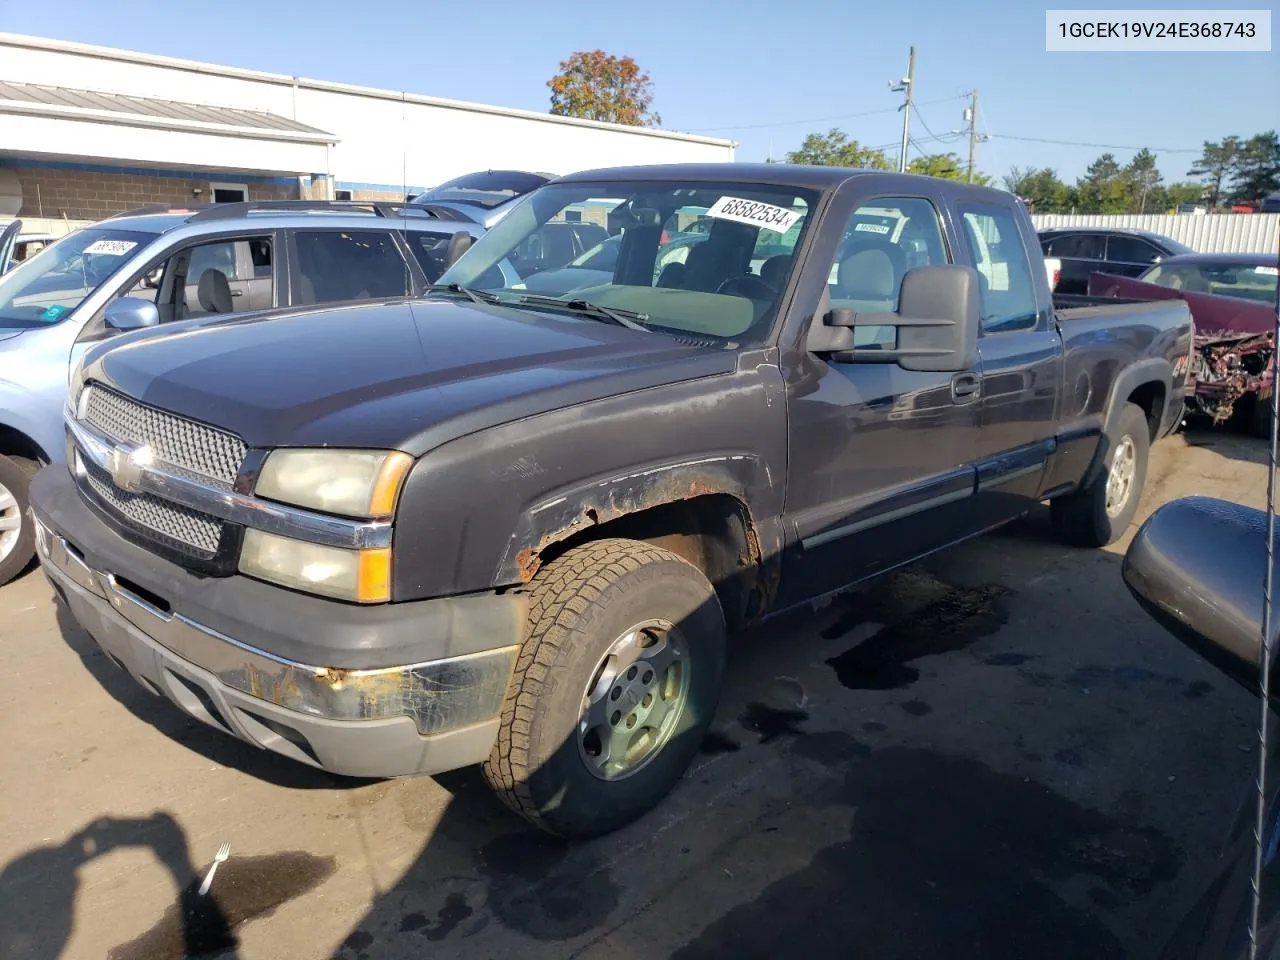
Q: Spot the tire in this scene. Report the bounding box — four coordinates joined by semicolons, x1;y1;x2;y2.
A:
0;455;40;587
1050;401;1150;548
1250;392;1274;440
483;538;727;838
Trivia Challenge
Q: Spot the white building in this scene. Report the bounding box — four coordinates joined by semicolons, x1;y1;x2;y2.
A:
0;33;735;223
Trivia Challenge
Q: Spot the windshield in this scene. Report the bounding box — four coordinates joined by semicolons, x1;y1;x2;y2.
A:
412;171;550;211
1141;260;1279;304
569;235;621;271
0;227;155;328
438;180;820;344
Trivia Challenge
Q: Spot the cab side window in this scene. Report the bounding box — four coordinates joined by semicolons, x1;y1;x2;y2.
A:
958;207;1038;334
293;230;411;306
827;197;949;348
182;237;274;318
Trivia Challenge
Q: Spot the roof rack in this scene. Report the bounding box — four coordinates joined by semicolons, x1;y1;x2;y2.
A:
106;198;478;225
183;199;453;223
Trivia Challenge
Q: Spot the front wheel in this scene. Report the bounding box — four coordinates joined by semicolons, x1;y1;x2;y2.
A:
1050;401;1150;548
0;455;39;587
483;538;726;838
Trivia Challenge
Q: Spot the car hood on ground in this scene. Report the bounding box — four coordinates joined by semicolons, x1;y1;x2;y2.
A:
83;298;734;455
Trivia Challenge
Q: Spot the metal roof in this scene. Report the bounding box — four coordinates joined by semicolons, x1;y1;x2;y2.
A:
0;80;332;137
0;33;734;148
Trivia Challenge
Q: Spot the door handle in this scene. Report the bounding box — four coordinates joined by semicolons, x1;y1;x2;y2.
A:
951;373;981;402
230;289;243;297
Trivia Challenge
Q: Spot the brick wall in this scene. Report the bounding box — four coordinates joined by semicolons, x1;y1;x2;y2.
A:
12;166;298;220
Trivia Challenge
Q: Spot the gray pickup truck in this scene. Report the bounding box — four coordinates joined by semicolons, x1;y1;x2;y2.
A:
30;164;1193;837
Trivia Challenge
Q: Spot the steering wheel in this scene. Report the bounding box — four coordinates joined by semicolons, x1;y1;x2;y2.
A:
716;274;776;300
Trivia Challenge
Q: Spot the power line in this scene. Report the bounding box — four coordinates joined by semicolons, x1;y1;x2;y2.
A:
686;95;967;133
987;133;1201;153
911;104;945;143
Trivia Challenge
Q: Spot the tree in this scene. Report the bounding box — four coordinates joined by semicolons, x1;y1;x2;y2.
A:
547;51;660;126
1003;166;1071;213
907;152;992;185
1074;153;1131;214
1124;148;1163;213
1162;182;1208;210
1187;136;1241;209
784;129;893;169
1229;131;1280;206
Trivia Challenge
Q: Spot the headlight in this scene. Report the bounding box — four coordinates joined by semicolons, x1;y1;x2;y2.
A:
255;449;413;518
239;529;391;603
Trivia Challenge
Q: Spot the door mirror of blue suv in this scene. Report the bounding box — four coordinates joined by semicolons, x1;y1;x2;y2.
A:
104;297;161;332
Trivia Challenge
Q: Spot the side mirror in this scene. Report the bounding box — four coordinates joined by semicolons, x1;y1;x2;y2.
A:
806;264;982;373
104;296;161;332
1122;496;1273;699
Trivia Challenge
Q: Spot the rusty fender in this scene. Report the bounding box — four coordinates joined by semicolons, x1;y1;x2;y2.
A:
499;453;778;604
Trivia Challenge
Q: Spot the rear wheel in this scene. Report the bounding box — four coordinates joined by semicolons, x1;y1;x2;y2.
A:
1249;392;1274;440
0;455;40;586
1050;402;1150;548
483;538;726;838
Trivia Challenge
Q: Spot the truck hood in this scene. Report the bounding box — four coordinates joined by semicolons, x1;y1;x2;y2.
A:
83;298;735;454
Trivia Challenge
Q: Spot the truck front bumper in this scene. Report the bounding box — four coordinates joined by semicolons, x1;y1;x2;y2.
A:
29;467;525;780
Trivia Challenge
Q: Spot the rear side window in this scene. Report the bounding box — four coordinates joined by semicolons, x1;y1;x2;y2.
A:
408;230;469;284
1106;235;1161;265
1050;234;1105;259
293;230;411;306
959;206;1038;334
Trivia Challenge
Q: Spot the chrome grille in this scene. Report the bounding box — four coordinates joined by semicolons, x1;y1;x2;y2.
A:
82;457;222;556
82;385;246;486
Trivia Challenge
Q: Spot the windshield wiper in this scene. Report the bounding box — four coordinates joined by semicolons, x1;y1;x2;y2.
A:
516;295;650;332
423;283;500;306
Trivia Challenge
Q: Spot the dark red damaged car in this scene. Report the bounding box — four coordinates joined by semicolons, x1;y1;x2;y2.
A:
1084;253;1279;435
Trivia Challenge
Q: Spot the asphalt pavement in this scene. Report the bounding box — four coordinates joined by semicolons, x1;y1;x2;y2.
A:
0;427;1266;960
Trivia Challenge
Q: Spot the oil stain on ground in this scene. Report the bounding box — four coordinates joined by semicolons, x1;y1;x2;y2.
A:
476;831;619;941
107;851;336;960
825;570;1010;691
672;741;1181;960
739;702;809;743
700;730;743;754
399;892;474;941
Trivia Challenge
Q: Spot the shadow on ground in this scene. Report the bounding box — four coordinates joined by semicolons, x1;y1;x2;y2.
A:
321;540;1229;960
52;600;367;791
0;809;335;960
1180;421;1271;466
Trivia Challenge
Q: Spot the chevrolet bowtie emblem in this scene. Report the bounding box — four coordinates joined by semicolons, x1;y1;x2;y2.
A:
108;444;154;494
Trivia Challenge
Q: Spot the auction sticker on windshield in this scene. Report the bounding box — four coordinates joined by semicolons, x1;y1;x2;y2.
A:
706;196;802;234
83;239;138;256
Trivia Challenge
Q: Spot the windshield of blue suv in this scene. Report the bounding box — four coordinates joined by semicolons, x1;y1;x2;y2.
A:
437;180;819;344
0;227;156;327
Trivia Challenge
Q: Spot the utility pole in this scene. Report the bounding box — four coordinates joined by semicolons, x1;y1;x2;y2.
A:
965;90;979;183
890;47;915;174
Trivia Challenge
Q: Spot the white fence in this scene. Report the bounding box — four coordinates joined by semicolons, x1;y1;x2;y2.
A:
1030;213;1280;254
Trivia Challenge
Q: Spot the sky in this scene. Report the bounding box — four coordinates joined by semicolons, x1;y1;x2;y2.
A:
1;0;1276;186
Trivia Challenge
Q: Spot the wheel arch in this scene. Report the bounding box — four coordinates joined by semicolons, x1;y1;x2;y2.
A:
497;456;778;629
